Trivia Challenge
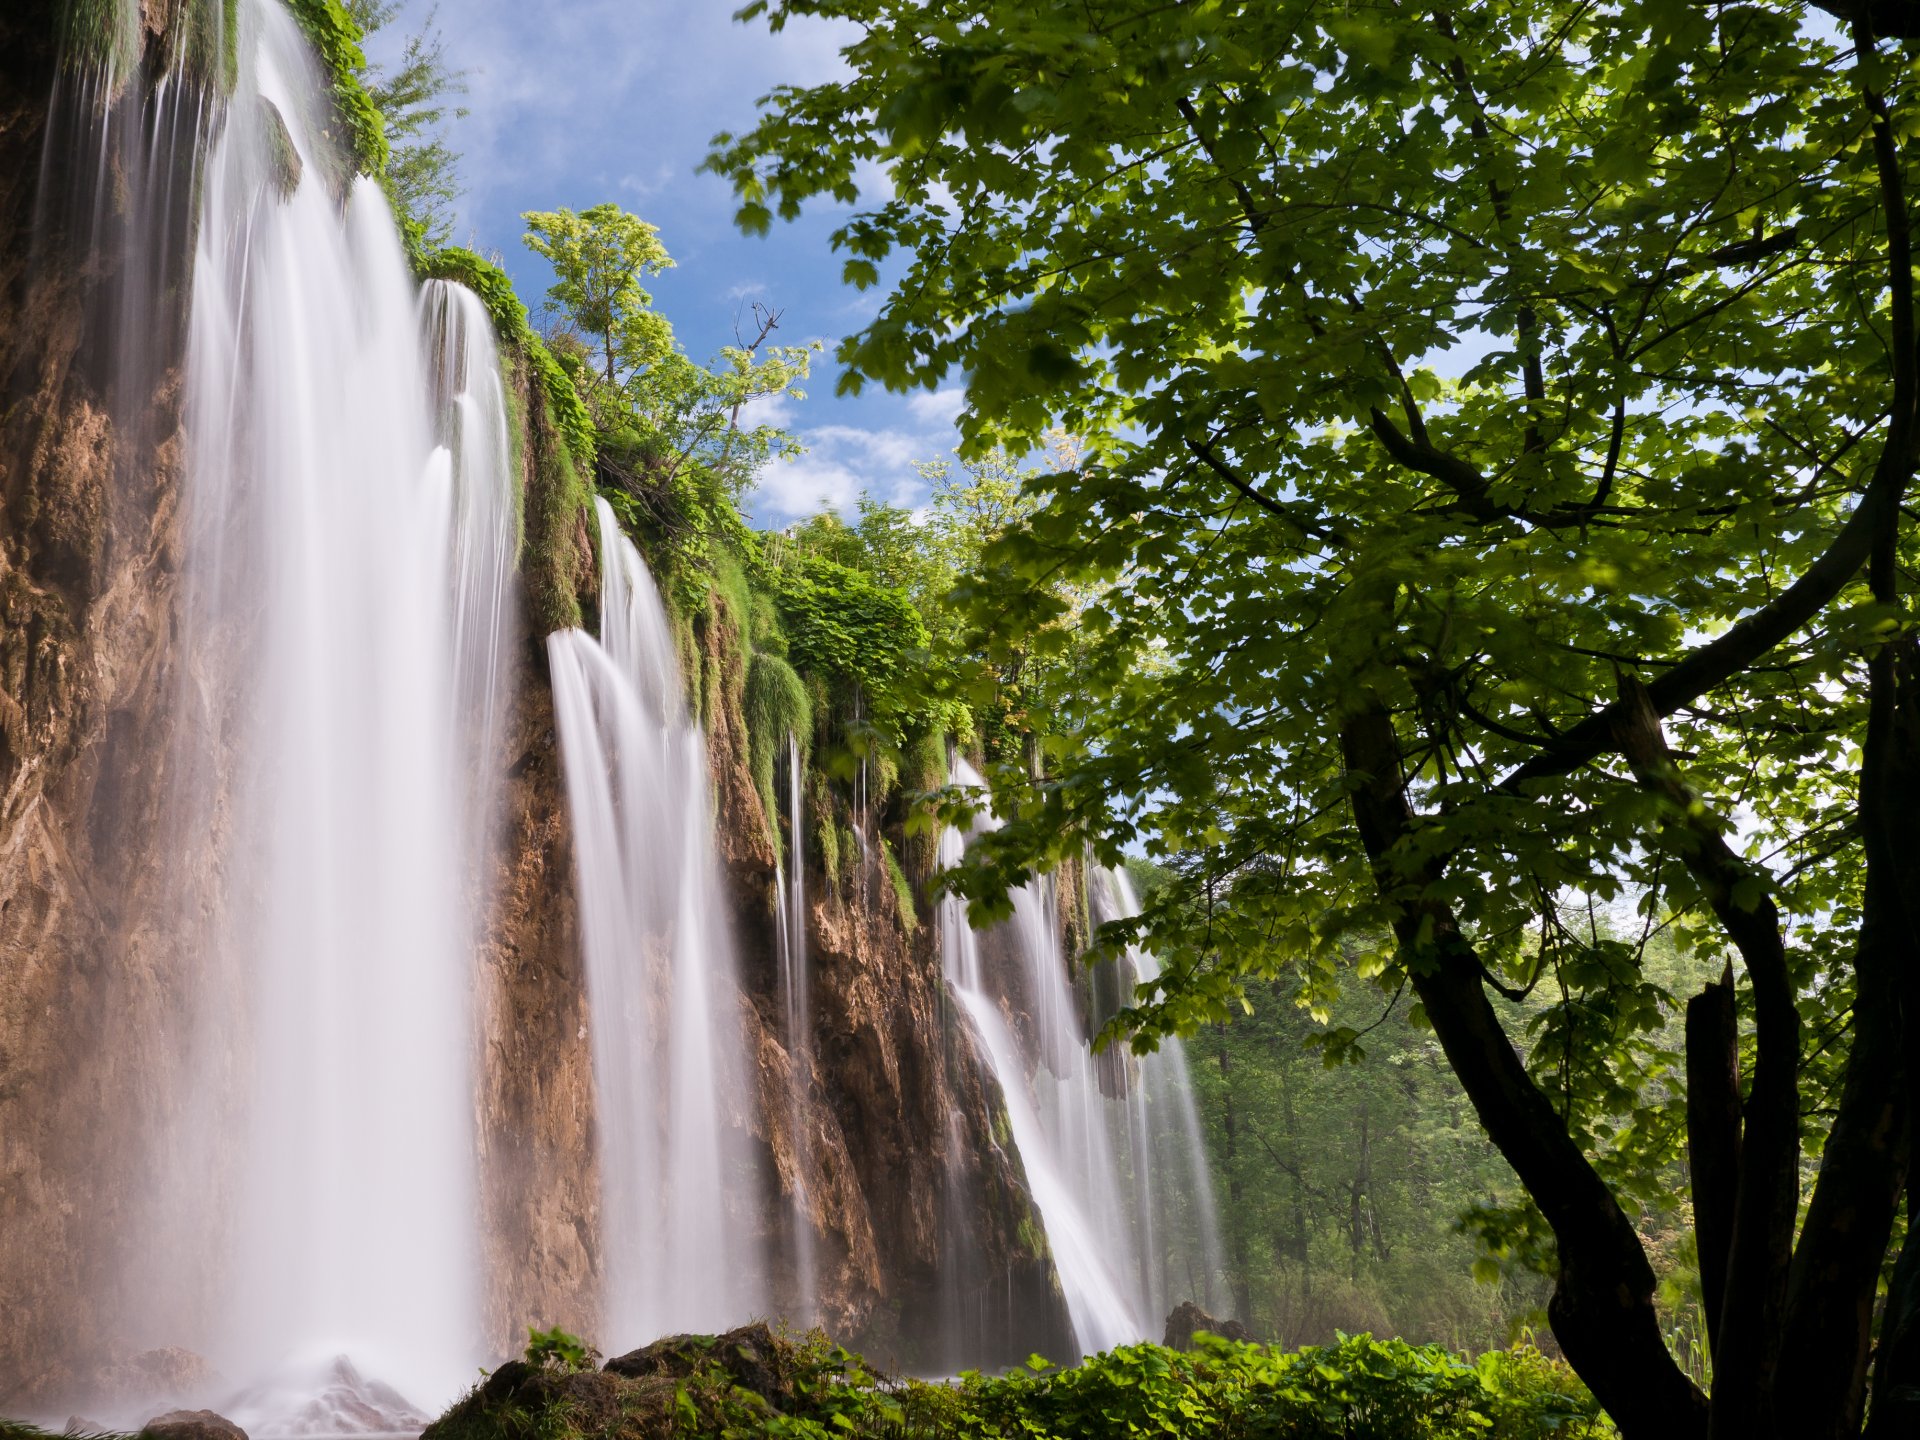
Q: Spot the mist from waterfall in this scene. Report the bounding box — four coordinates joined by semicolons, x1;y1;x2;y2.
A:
547;498;765;1351
118;0;517;1415
939;759;1223;1358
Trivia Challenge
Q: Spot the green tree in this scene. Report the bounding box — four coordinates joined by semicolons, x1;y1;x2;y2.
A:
343;0;466;246
524;204;815;588
710;3;1920;1436
523;203;676;388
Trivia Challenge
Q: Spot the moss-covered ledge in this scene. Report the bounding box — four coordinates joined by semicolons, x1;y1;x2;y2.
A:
420;246;597;635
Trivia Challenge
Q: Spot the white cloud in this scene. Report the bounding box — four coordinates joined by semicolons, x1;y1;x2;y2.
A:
618;164;675;197
753;423;941;521
738;392;797;429
906;388;966;426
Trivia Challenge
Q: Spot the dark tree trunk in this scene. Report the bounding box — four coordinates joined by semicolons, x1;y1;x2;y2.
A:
1341;707;1708;1439
1685;971;1740;1357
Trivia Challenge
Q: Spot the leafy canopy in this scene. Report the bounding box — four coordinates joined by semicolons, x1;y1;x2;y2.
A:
712;0;1920;1430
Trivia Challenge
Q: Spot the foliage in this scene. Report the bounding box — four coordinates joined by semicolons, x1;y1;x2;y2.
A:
927;1335;1609;1440
524;206;676;389
713;0;1920;1430
770;553;931;748
526;1325;599;1375
343;0;469;249
411;1330;1604;1440
746;650;812;852
523;206;812;600
285;0;388;177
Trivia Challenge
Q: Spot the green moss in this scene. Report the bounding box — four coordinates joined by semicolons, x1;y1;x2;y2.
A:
746;651;811;858
58;0;238;91
417;248;596;634
422;248;596;467
259;96;303;199
285;0;388;177
58;0;141;81
813;781;840;892
881;833;918;933
746;587;785;655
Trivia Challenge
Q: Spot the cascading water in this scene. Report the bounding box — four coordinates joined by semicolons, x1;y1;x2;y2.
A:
120;0;516;1417
547;498;765;1349
773;735;819;1327
939;760;1223;1358
1086;867;1226;1322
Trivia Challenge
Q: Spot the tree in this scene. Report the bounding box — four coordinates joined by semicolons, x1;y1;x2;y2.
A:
523;204;676;388
709;3;1920;1436
343;0;467;247
525;204;816;590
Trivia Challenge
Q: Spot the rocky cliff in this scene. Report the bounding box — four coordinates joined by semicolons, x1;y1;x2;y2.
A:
0;1;213;1406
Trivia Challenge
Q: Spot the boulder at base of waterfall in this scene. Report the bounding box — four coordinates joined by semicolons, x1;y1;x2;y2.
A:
138;1410;248;1440
424;1324;810;1440
1163;1300;1254;1350
603;1324;789;1411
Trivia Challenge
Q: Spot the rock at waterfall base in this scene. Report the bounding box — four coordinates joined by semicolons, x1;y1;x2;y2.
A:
138;1410;247;1440
426;1324;802;1440
1163;1300;1253;1351
603;1325;789;1410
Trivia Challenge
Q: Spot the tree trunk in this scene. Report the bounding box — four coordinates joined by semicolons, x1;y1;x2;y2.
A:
1341;707;1708;1439
1685;971;1740;1357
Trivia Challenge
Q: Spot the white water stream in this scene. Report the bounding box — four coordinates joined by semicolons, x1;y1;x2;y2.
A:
139;0;516;1416
547;499;764;1350
939;760;1223;1357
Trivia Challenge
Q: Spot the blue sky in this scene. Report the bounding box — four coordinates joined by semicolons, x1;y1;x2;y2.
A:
365;0;966;525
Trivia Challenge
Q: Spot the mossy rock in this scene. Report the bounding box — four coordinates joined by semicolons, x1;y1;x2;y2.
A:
424;1325;804;1440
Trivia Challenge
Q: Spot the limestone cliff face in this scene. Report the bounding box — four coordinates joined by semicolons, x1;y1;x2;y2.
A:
465;354;607;1361
0;4;204;1407
474;626;602;1358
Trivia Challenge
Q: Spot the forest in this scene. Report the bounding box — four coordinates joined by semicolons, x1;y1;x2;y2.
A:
1;0;1917;1438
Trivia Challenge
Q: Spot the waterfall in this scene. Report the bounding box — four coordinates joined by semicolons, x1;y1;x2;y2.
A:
939;760;1223;1358
774;735;818;1327
110;0;517;1415
1086;866;1226;1323
547;498;764;1350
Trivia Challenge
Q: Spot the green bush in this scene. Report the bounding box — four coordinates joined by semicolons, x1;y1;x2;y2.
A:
773;555;930;745
925;1335;1612;1440
397;1330;1612;1440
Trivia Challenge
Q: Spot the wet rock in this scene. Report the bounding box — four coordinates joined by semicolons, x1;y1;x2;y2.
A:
138;1410;247;1440
1163;1300;1254;1350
